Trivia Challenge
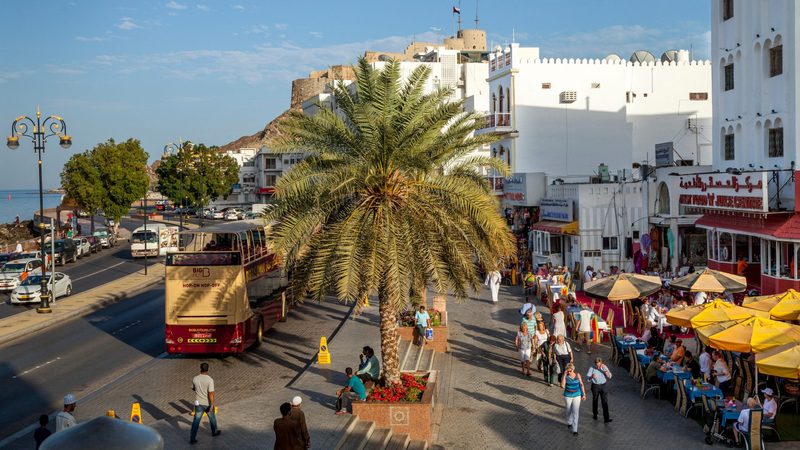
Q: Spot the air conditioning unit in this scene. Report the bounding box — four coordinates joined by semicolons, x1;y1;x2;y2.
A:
560;91;577;103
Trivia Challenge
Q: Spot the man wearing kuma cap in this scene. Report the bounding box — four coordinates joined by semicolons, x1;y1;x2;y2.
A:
288;396;310;448
55;394;77;432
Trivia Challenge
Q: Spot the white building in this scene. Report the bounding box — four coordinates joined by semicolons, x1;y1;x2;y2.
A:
688;0;799;295
481;43;713;207
252;146;305;203
210;147;258;208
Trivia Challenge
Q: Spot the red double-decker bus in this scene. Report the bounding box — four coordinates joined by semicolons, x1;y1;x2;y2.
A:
164;220;290;354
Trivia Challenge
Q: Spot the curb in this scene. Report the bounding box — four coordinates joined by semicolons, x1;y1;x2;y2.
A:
0;273;164;346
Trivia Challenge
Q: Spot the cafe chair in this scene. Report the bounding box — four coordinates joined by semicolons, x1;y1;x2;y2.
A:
629;347;638;378
640;370;661;400
735;408;764;450
673;373;685;413
609;328;618;363
760;409;781;442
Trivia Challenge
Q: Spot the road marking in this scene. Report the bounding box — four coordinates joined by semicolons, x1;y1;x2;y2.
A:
11;357;61;379
111;320;142;335
71;261;128;282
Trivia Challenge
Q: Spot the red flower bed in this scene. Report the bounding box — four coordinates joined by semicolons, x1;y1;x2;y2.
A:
367;373;429;403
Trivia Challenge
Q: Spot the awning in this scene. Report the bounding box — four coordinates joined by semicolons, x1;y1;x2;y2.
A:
649;215;702;226
696;212;800;240
529;220;578;235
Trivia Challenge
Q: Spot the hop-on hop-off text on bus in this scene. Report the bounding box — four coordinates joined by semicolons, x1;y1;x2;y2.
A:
164;220;289;354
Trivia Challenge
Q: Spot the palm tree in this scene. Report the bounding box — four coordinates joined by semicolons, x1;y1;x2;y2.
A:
269;57;515;383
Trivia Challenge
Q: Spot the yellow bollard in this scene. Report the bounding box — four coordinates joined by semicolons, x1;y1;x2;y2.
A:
362;295;370;308
130;402;142;423
106;410;116;418
511;270;516;286
317;336;331;365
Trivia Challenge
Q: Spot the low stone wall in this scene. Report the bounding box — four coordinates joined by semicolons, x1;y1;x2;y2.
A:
352;371;437;442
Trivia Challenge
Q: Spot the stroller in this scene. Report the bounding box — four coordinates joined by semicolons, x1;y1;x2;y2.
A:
702;395;734;446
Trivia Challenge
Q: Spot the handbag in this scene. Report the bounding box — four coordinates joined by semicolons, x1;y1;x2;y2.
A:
425;327;434;340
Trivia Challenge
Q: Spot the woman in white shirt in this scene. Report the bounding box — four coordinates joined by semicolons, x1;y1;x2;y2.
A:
699;347;713;382
552;304;567;339
712;351;732;394
515;322;534;377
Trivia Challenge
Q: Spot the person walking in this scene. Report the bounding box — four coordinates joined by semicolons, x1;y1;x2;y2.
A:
561;363;586;436
515;322;534;377
274;402;304;450
542;335;558;386
576;305;594;354
587;357;613;423
552;304;567;339
485;269;502;303
33;414;51;449
55;394;77;432
190;362;221;445
553;335;574;383
288;396;310;449
414;305;430;346
532;321;550;371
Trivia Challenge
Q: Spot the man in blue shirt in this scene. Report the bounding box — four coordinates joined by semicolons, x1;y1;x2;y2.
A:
335;367;367;415
414;305;431;346
587;357;613;423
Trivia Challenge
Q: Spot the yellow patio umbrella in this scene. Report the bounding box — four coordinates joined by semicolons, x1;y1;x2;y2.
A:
584;274;663;327
669;268;747;293
706;316;800;353
694;320;741;346
743;289;800;321
756;343;800;379
666;303;711;328
689;299;768;329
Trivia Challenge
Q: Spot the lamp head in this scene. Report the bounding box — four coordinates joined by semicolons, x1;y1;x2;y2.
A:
59;135;72;149
6;136;20;150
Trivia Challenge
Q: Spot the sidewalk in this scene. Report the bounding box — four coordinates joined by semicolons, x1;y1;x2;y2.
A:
146;304;375;448
0;263;164;345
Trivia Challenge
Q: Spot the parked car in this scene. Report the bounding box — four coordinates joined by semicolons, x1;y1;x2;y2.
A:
76;210;89;218
17;250;51;267
45;239;79;265
10;272;72;304
73;237;91;258
242;212;261;220
85;236;102;253
0;252;20;267
224;210;241;221
0;258;44;292
93;228;117;248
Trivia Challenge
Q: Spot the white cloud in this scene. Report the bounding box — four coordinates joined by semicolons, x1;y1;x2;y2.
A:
247;24;269;35
75;36;105;42
47;66;87;75
166;1;187;10
117;17;141;30
0;70;33;83
274;23;288;30
196;4;209;11
233;4;244;11
309;31;323;38
89;31;442;85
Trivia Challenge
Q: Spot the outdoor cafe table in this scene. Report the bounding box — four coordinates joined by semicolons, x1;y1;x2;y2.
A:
616;337;647;352
717;399;744;426
657;363;693;383
683;380;724;402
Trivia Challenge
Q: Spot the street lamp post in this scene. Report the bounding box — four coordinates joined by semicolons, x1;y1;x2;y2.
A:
7;107;71;313
163;140;193;232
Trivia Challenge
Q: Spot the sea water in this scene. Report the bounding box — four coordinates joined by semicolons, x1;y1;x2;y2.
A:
0;189;64;224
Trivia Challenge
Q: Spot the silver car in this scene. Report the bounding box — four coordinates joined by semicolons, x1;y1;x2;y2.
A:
10;272;72;304
0;258;44;292
73;237;91;258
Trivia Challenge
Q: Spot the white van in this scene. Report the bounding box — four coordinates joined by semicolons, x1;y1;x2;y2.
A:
130;224;179;258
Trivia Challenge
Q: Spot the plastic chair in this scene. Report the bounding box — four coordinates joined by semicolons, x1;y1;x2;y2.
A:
628;347;638;377
640;367;661;400
673;373;685;413
735;408;764;450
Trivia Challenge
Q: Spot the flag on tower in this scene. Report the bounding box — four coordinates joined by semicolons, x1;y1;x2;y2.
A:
452;6;461;14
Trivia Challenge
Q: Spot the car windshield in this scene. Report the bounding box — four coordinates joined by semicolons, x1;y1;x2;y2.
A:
21;275;49;286
93;230;108;237
0;255;11;263
132;231;158;244
18;253;38;259
1;263;25;273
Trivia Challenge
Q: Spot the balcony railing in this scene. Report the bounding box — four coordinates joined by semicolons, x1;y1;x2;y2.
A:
487;177;504;191
478;113;512;130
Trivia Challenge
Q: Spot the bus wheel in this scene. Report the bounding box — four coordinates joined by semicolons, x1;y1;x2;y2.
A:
254;320;265;347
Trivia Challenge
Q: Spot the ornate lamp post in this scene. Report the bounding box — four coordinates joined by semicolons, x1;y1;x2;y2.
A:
7;107;71;313
162;140;194;231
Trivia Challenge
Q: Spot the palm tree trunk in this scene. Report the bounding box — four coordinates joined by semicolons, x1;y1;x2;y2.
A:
379;293;401;385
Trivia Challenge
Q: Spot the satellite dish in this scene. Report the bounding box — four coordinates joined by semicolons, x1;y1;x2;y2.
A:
629;50;656;63
660;50;678;62
377;54;392;62
603;53;622;62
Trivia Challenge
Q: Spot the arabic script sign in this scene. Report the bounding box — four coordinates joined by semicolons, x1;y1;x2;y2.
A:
678;173;768;213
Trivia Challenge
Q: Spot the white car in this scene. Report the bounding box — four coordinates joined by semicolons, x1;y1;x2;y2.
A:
73;237;91;258
0;258;44;292
224;211;240;221
10;272;72;304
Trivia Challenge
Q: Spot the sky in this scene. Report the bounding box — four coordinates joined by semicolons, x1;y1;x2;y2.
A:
0;0;711;189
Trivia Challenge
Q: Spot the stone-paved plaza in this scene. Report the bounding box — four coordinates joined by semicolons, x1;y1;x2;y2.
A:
436;285;710;449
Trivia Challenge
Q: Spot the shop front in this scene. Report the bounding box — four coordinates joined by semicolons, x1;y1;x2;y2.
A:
530;199;579;269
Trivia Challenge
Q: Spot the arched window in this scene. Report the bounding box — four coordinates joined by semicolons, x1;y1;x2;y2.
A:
498;87;504;114
506;85;511;113
656;182;670;215
491;93;496;114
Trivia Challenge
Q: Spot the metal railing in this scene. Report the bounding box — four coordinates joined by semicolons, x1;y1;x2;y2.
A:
478;113;512;130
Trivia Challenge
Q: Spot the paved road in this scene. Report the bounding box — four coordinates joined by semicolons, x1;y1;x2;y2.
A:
0;288;351;445
0;218;151;319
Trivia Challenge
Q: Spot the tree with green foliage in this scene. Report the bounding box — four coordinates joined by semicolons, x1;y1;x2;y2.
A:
268;58;515;384
156;143;239;210
60;152;103;233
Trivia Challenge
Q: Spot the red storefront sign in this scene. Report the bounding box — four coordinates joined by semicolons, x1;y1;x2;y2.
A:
678;173;768;213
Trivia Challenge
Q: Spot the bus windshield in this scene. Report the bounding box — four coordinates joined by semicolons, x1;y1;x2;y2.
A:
132;231;158;244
